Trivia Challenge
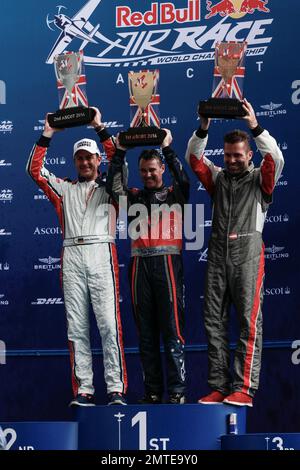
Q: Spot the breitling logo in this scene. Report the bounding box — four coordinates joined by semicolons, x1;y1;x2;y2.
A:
34;256;61;271
265;245;289;261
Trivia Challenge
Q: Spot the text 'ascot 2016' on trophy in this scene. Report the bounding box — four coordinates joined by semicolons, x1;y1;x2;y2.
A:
48;51;95;129
119;70;166;147
199;41;247;119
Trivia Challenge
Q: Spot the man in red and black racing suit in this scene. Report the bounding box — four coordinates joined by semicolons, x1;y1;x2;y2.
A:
185;99;284;407
27;108;127;406
106;130;190;404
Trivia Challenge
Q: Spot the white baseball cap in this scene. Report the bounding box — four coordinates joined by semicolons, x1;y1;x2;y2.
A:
73;138;100;158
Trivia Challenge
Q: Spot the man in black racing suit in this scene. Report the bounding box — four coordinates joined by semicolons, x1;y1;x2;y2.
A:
106;129;190;404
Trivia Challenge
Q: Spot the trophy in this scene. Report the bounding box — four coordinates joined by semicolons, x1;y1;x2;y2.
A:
119;70;166;147
48;51;95;128
199;41;247;119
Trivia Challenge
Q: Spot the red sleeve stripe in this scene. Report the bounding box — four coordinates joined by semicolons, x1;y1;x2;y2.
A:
109;243;128;393
27;144;65;230
242;246;265;395
28;145;62;201
260;153;275;195
102;137;116;162
190;154;215;196
167;255;185;344
68;340;80;397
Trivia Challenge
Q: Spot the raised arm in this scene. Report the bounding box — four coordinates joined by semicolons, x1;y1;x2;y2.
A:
105;135;128;201
89;107;116;162
161;129;190;203
26;114;70;206
185;116;221;196
242;99;284;198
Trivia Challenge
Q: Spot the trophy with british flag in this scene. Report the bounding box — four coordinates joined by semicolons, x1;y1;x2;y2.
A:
199;41;247;119
119;70;166;147
48;51;95;128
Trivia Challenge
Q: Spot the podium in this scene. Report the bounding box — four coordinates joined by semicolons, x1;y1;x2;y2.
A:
1;405;248;450
75;404;246;450
221;433;300;450
0;422;78;450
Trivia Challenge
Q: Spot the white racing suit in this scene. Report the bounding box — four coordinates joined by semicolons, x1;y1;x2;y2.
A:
27;134;127;396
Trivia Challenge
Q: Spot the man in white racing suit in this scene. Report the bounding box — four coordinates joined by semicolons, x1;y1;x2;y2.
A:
27;108;127;406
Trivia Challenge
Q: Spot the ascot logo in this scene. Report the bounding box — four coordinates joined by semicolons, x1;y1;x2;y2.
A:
265;214;289;224
45;156;66;165
264;286;291;296
34;226;63;235
160;116;178;125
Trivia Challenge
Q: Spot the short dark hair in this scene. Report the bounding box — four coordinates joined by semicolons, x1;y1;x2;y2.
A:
224;130;251;151
138;149;163;166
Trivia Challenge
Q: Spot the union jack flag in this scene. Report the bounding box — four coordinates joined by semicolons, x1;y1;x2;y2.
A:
129;70;161;127
212;66;245;100
57;75;89;109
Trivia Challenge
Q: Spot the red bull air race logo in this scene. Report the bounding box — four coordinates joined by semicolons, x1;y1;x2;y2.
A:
46;0;273;67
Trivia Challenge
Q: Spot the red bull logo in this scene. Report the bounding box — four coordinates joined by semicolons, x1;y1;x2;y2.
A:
206;0;269;19
240;0;270;14
116;1;201;28
206;0;235;18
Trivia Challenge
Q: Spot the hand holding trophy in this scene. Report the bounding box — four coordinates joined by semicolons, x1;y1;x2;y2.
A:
119;69;166;147
48;51;95;128
199;41;247;119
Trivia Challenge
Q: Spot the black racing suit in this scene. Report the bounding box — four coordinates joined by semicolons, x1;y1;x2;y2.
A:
106;145;190;396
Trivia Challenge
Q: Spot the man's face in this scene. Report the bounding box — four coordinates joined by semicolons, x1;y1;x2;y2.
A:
224;141;253;175
74;150;101;181
139;158;165;189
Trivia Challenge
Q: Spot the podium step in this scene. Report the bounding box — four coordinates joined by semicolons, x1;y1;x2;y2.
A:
221;433;300;450
75;404;246;450
0;422;78;450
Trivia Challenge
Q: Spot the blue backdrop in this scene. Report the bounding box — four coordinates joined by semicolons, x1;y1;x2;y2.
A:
0;0;299;432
